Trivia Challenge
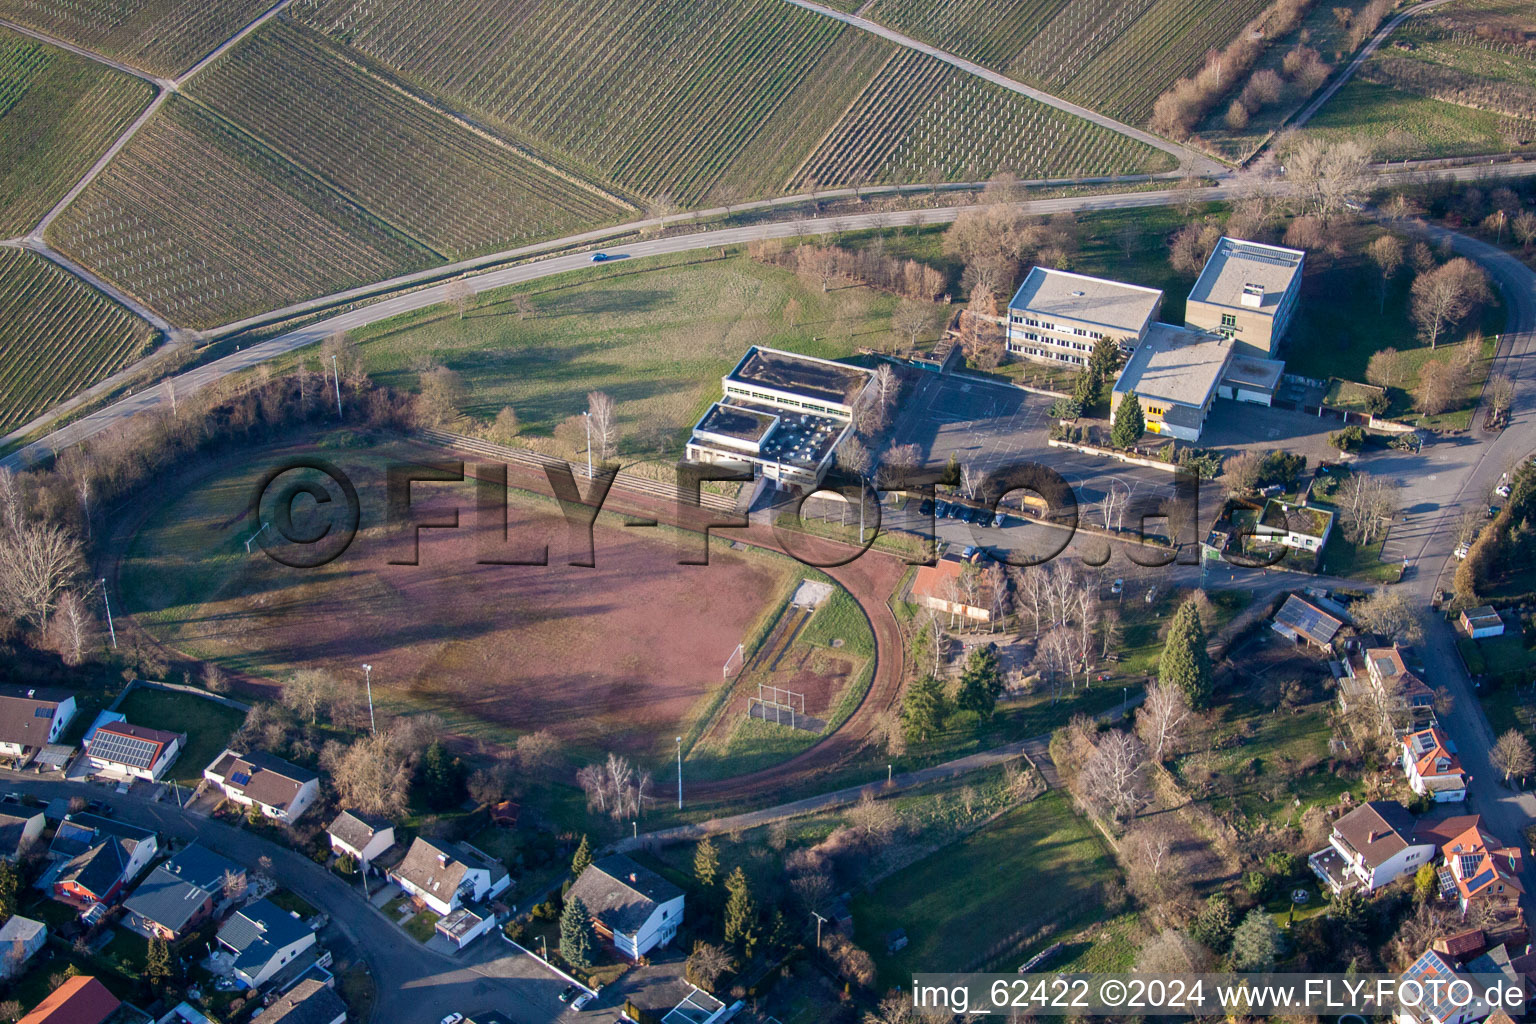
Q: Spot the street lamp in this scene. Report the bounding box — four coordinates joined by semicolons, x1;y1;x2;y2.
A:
812;911;827;948
362;664;376;734
99;578;116;649
676;736;683;810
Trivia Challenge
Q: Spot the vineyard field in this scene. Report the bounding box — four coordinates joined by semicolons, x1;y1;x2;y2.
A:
294;0;1161;202
0;28;154;236
47;96;438;330
794;50;1172;188
0;0;274;77
0;246;155;434
865;0;1270;124
187;20;630;259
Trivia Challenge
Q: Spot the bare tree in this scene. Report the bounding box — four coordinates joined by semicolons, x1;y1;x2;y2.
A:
686;941;733;992
1366;347;1412;390
48;590;95;666
1492;730;1535;786
515;728;562;774
836;436;872;478
891;301;938;351
0;469;20;532
959;463;982;501
846;792;899;845
1136;683;1193;762
1367;234;1405;313
1411;258;1491;349
1454;508;1486;549
1487;374;1516;422
1083;729;1146;821
0;522;84;628
1352;589;1421;645
1341;471;1398;546
790;873;834;918
334;732;412;817
280;669;339;724
872;364;900;408
445;279;476;320
1283;135;1373;221
586;391;618;463
1223;451;1262;496
880;443;922;488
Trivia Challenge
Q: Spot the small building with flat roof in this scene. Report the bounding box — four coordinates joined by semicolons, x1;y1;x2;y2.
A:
685;346;874;493
1110;323;1233;442
1006;267;1163;367
1218;352;1287;406
1459;606;1504;639
1185;237;1305;359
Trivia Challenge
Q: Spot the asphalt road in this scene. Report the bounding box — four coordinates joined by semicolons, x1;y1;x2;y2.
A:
11;161;1536;473
0;772;572;1024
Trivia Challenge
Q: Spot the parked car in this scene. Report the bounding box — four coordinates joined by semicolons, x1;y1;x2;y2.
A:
1496;484;1512;498
948;504;965;519
1110;578;1124;594
1488;506;1500;519
441;1014;464;1024
992;512;1006;528
559;986;578;1003
919;499;935;516
589;252;611;262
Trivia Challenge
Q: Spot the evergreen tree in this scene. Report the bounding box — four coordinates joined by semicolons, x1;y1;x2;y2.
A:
1111;391;1145;449
1228;909;1282;971
1087;336;1120;396
1071;370;1097;411
559;896;594;969
1189;893;1234;953
1159;597;1212;710
942;452;961;487
145;938;172;987
723;867;758;957
0;861;16;920
956;646;1004;722
418;740;467;809
694;837;719;890
571;834;592;879
902;675;949;742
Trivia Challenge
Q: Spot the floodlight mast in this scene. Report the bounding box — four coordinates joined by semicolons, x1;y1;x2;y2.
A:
362;664;375;734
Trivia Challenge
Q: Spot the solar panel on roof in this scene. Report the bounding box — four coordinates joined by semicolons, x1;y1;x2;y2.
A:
90;730;159;769
231;772;252;786
1460;854;1482;877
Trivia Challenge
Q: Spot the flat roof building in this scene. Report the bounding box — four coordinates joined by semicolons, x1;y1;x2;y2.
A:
686;346;874;493
1006;267;1163;367
1185;237;1305;359
1110;323;1233;442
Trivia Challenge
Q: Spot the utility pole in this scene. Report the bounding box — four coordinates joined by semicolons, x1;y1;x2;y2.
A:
676;736;683;810
332;355;343;417
362;664;376;734
99;578;116;649
583;411;593;479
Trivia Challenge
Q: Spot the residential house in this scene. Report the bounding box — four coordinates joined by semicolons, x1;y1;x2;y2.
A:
1420;817;1525;917
1397;949;1497;1024
1460;607;1505;639
1184;237;1306;359
388;838;509;917
0;687;76;764
16;976;119;1024
1309;801;1435;894
1256;499;1334;553
1402;729;1469;803
124;844;244;941
0;916;46;979
204;750;320;823
84;720;184;782
1109;323;1234;442
910;557;992;623
217;898;318;990
1350;646;1436;735
567;854;684;960
326;810;395;872
260;977;347;1024
1271;594;1344;651
49;814;157;908
1005;266;1163;367
0;808;45;860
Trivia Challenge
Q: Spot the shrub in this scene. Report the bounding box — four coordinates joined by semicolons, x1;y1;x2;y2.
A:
1329;425;1366;452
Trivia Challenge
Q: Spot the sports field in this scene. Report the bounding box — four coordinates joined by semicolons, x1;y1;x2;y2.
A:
118;441;806;759
0;27;155;236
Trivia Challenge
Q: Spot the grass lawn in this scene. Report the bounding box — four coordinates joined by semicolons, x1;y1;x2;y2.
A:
267;889;319;918
1304;78;1527;161
1319;530;1402;584
1051;913;1144;972
1170;686;1359;830
852;790;1118;987
339;248;892;456
403;909;441;943
115;687;246;785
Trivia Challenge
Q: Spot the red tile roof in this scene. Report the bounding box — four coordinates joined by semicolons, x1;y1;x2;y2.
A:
1403;728;1466;783
17;976;120;1024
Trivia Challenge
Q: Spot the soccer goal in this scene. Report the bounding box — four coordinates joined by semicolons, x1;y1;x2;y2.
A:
748;684;805;729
